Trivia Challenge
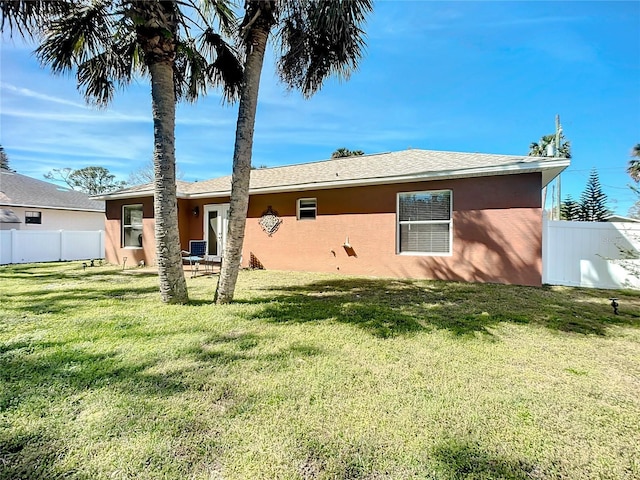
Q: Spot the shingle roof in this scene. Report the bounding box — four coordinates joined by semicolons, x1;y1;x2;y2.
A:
0;170;105;211
95;149;569;200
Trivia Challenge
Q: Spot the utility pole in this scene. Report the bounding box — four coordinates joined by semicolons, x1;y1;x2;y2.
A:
555;114;562;221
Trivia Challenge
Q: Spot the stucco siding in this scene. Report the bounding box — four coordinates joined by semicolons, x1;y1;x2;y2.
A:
103;173;543;285
242;174;542;286
105;197;155;266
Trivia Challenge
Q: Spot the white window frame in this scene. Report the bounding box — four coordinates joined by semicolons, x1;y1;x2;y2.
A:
396;190;453;256
297;198;317;220
122;204;143;249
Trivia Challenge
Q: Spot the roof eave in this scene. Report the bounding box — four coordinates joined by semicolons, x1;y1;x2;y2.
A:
0;203;105;212
91;190;189;201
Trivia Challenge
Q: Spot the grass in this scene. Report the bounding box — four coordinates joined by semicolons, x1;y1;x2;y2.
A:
0;262;639;479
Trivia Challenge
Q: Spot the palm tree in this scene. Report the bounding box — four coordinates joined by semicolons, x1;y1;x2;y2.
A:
331;148;365;158
215;0;373;304
3;1;242;304
1;1;70;36
627;143;640;182
529;134;571;158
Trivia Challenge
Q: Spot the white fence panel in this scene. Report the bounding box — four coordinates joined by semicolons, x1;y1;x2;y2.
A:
543;219;640;290
60;231;105;261
0;230;104;265
0;231;11;265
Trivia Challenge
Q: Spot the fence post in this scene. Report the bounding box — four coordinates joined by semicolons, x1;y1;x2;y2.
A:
541;212;548;284
11;229;17;264
99;230;105;259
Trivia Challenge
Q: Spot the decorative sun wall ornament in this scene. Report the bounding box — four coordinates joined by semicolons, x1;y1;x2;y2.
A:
259;206;282;236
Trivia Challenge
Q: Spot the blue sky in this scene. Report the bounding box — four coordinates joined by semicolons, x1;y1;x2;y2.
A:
1;1;639;215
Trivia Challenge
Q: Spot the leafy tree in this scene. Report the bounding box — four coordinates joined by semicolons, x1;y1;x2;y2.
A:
578;169;610;222
4;1;243;304
215;0;373;304
627;143;640;183
0;145;12;171
528;134;571;158
331;148;365;158
560;195;580;221
45;166;127;195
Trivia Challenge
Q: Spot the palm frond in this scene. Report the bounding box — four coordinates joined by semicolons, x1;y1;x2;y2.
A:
1;0;71;37
628;160;640;183
174;39;210;102
77;34;140;106
35;1;114;74
200;28;244;103
198;0;238;38
277;0;372;98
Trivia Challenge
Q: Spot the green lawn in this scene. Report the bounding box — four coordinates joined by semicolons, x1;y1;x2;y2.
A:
1;262;639;479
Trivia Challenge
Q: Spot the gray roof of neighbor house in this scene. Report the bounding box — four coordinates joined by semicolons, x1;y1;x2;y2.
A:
605;215;640;223
93;149;570;200
0;170;105;211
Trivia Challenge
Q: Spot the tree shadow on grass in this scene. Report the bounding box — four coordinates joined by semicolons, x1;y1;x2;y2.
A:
1;264;161;317
0;430;66;480
0;262;133;280
2;285;161;316
0;328;326;477
432;439;540;480
242;278;640;338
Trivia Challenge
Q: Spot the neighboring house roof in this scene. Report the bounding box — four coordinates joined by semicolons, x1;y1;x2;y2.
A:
93;149;570;200
605;215;640;223
0;170;105;212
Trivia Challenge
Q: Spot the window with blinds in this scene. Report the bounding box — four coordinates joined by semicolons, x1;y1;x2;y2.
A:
397;190;452;254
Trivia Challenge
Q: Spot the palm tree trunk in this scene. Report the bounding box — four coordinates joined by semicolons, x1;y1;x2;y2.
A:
215;7;274;304
149;60;189;304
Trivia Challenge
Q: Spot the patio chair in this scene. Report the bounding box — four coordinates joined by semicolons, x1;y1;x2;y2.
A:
202;254;223;275
182;240;206;278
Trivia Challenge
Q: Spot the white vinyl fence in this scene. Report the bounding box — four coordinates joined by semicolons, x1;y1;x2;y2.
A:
543;219;640;290
0;229;105;265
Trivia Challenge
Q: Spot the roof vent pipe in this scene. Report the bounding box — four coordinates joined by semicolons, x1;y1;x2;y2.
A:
546;142;555;157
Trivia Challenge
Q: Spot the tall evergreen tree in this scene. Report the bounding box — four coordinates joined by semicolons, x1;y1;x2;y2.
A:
579;169;610;222
560;194;580;221
0;145;11;171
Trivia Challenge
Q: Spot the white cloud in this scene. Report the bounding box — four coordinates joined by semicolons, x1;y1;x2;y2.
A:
1;82;88;109
2;108;151;124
